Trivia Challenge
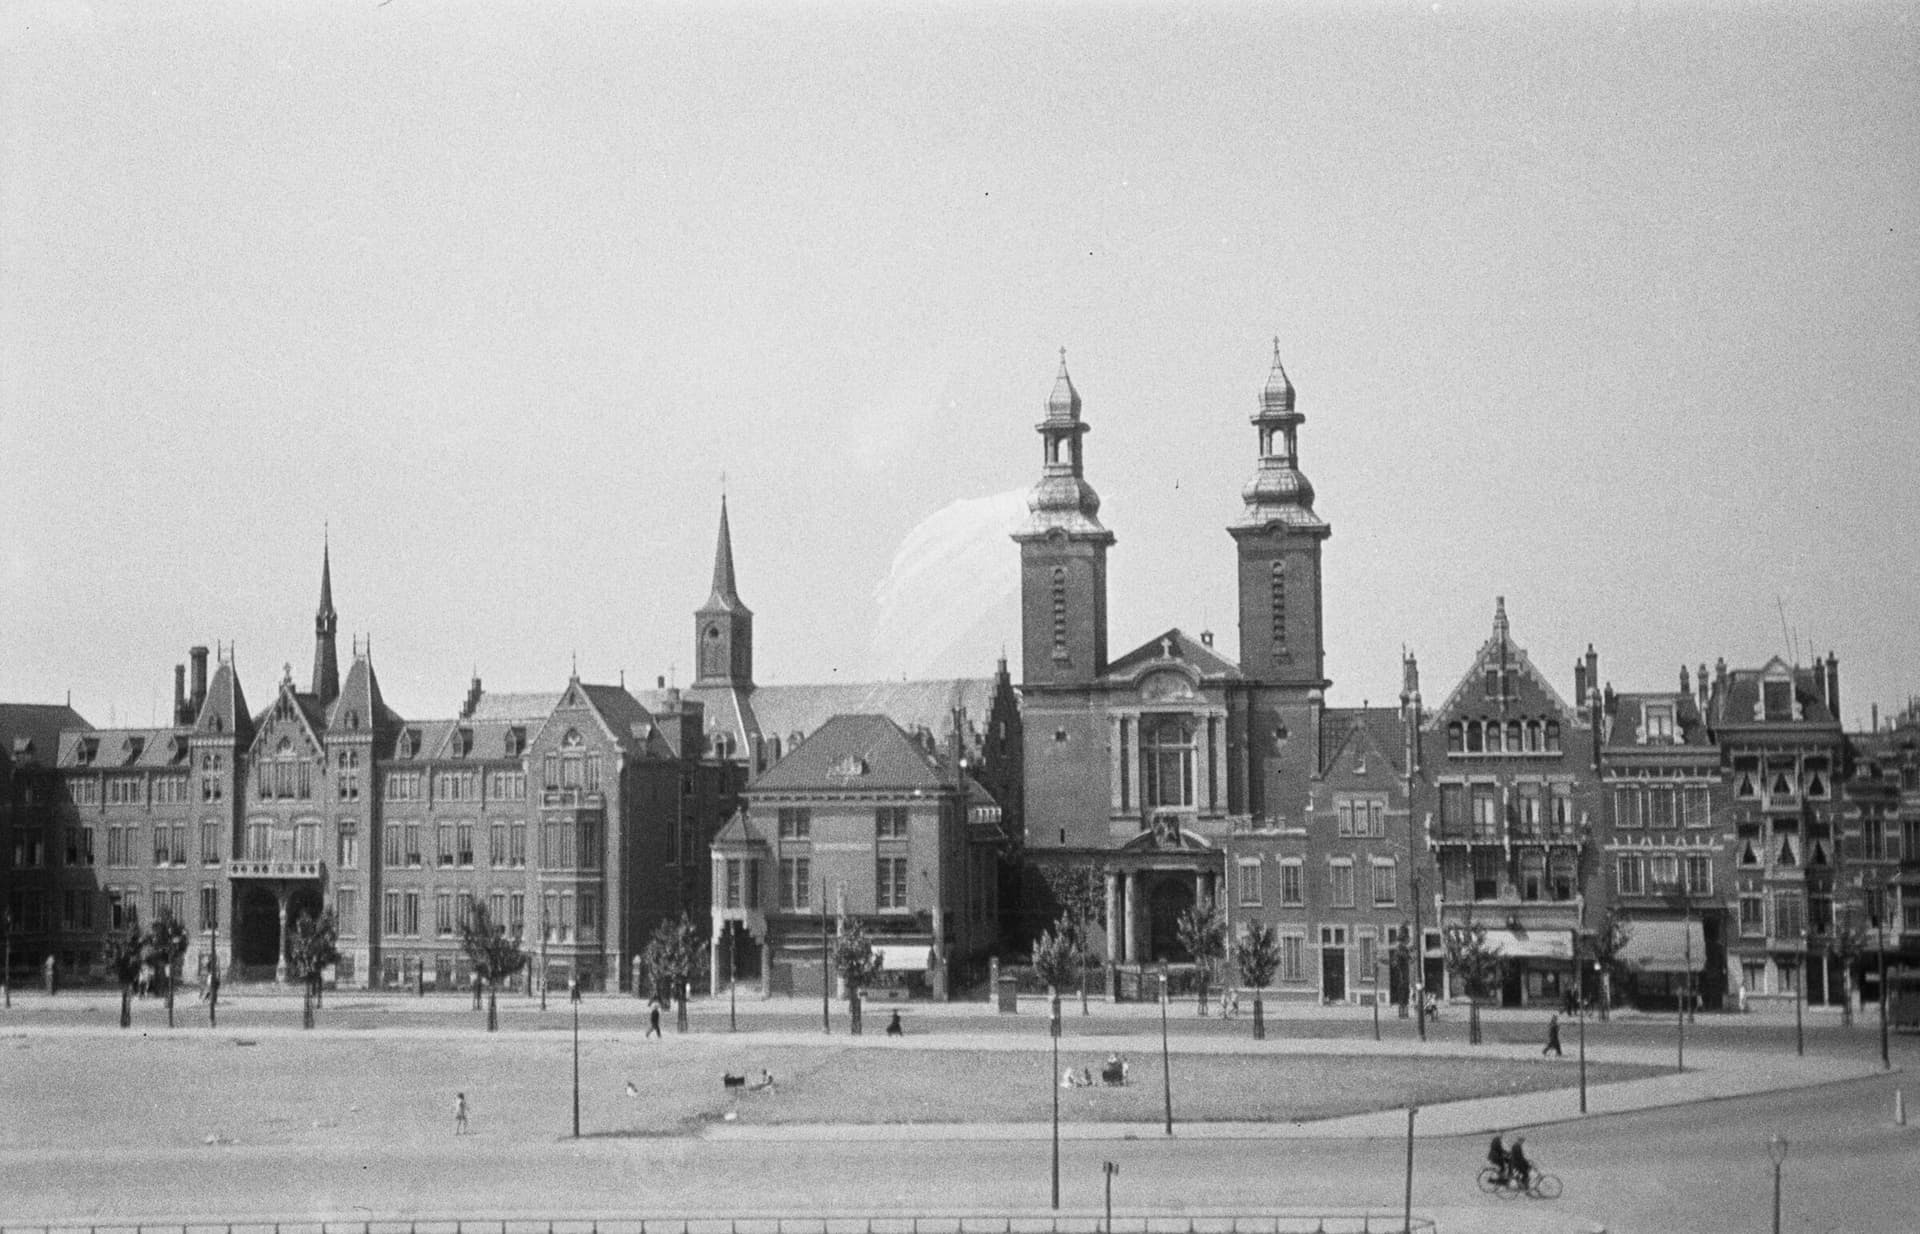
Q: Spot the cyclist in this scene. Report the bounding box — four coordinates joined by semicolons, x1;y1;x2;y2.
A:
1486;1133;1509;1185
1505;1136;1533;1191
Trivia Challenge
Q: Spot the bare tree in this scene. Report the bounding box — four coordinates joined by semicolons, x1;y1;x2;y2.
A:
1232;920;1281;1040
1176;899;1227;1016
459;899;529;1032
1443;911;1506;1045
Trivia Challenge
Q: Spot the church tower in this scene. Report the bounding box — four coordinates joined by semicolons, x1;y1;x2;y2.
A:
1230;340;1331;690
694;497;754;688
1012;351;1113;687
312;535;341;705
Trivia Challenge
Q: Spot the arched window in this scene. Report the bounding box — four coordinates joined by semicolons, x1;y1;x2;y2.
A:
1447;722;1463;753
1142;715;1197;809
702;624;725;678
1506;720;1523;752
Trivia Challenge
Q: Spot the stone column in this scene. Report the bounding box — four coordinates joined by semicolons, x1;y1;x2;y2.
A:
1196;870;1209;909
1124;871;1141;964
1105;871;1121;964
274;890;290;983
760;940;773;997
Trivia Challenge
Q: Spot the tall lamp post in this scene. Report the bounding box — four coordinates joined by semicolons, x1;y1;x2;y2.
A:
4;908;14;1009
1767;1133;1788;1234
1372;954;1382;1042
1102;1160;1120;1234
821;877;832;1035
1794;932;1806;1058
539;906;549;1011
1050;990;1061;1210
1874;882;1891;1071
1578;960;1594;1114
569;976;583;1138
1159;964;1173;1136
728;924;738;1033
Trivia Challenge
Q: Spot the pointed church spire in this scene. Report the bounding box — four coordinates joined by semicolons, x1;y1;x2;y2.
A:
706;496;746;612
695;496;754;688
312;533;340;705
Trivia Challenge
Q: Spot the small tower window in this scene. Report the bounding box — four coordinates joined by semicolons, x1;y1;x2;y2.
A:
1270;561;1287;655
702;624;725;678
1051;567;1068;661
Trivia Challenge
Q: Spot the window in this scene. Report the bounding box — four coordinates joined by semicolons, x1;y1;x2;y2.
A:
1515;784;1542;837
1328;859;1355;908
1548;851;1577;901
198;821;221;865
1615;788;1643;829
336;749;360;801
1237;859;1262;906
200;752;225;802
1472;848;1501;900
405;824;422;867
1648;787;1677;829
69;777;100;806
1438;784;1465;836
436;892;454;937
1648;852;1680;891
780;857;812;910
1773;891;1805;938
437;825;456;867
1447;722;1463;753
1763;679;1793;721
385;892;403;936
1644;706;1674;742
1544;721;1561;752
1550;784;1573;835
335;888;357;934
579;891;598;940
875;806;909;840
403;892;420;936
510;823;527;868
153;825;172;867
1280;859;1304;906
1336;796;1386;839
542;821;576;868
200;886;219;931
1465;721;1484;754
154;775;188;805
108;776;143;807
1270;561;1287;653
1471;785;1499;840
384;824;403;867
876;857;908;909
778;808;812;840
1741;960;1767;994
1371;859;1397;907
1683;787;1712;828
1143;715;1196;809
1281;934;1306;982
1617;854;1645;896
338;824;358;870
488;770;526;801
293;821;319;863
1051;567;1068;661
490;824;508;868
246;820;272;861
1358;933;1378;979
457;824;474;867
726;858;743;909
387;772;422;801
508;892;525;936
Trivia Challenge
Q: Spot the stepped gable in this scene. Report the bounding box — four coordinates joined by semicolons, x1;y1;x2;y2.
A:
749;713;955;794
1425;597;1583;728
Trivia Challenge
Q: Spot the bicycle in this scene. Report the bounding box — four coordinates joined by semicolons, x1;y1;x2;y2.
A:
1476;1165;1563;1200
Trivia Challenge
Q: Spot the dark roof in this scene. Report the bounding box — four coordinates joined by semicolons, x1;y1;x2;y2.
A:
688;677;998;757
711;810;767;848
1711;658;1840;730
576;683;677;758
193;660;254;745
749;714;955;794
0;703;90;768
466;692;562;722
58;726;191;770
327;655;404;744
1104;628;1244;681
1603;691;1714;749
1318;707;1406;778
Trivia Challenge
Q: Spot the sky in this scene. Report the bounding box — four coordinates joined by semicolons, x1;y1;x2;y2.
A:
3;2;1917;732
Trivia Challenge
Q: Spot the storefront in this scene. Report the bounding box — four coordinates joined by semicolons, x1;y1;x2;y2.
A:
1483;927;1575;1008
1619;918;1707;1011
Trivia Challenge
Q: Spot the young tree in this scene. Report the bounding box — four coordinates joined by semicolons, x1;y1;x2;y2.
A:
1031;915;1083;998
286;909;341;1030
105;908;145;1029
459;899;529;1032
1041;863;1106;1013
1389;930;1415;1019
1829;913;1868;1029
144;910;190;1029
637;914;707;1032
1176;899;1227;1016
1585;908;1633;1023
833;918;885;1035
1443;913;1506;1046
1232;921;1282;1040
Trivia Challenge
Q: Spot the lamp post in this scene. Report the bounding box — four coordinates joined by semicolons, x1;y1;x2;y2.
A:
1159;964;1173;1136
569;976;582;1139
1372;954;1381;1042
1578;961;1593;1114
1794;933;1806;1058
1102;1160;1120;1234
1050;991;1061;1210
728;924;738;1033
539;905;549;1011
1402;1105;1418;1234
1768;1133;1788;1234
207;908;220;1028
821;876;831;1035
1876;889;1891;1071
3;909;12;1009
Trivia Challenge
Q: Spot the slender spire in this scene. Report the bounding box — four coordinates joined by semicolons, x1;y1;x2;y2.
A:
1016;349;1110;540
701;496;751;615
1238;339;1324;530
311;533;341;705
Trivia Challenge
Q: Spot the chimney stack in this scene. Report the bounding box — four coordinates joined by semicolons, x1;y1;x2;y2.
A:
461;674;483;720
1698;663;1710;710
1680;664;1691;697
1825;652;1840;722
189;646;210;714
1575;659;1588;706
1584;645;1599;702
173;664;188;726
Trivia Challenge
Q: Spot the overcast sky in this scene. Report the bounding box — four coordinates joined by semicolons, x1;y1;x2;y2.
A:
4;2;1917;732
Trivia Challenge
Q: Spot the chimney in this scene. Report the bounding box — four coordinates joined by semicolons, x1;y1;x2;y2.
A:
1698;663;1709;710
657;676;666;689
1714;657;1728;694
460;674;483;720
950;706;967;775
1574;659;1588;706
173;664;188;726
1680;664;1691;697
1584;645;1599;703
1825;652;1840;722
1872;703;1880;733
1604;683;1618;716
189;646;210;714
1402;651;1421;703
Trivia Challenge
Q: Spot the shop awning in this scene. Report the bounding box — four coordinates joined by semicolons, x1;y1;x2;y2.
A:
872;944;935;972
1482;929;1575;960
1620;920;1706;973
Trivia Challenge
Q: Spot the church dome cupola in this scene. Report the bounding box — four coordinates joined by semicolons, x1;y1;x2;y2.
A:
1022;349;1112;540
1238;338;1326;531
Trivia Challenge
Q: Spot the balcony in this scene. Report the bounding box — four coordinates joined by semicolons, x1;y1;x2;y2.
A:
227;859;324;880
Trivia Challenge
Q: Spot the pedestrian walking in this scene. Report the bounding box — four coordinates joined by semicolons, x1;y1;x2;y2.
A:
1542;1013;1563;1057
885;1009;903;1036
646;1000;662;1038
454;1092;469;1135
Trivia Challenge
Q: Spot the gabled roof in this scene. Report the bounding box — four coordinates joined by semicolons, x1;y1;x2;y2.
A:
1103;628;1244;682
388;719;457;762
689;677;999;758
58;726;189;770
1426;598;1582;727
326;655;404;744
711;810;767;848
466;692;563;722
1317;707;1406;780
193;659;254;746
576;683;678;758
0;703;90;768
749;714;955;794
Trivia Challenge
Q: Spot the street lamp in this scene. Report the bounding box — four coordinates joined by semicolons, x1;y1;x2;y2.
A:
1159;964;1173;1136
1050;990;1061;1210
539;906;550;1011
1102;1160;1120;1234
1579;960;1595;1114
4;908;14;1009
728;924;738;1033
1873;882;1891;1071
1372;953;1382;1042
569;976;582;1139
1794;933;1806;1058
1767;1133;1788;1234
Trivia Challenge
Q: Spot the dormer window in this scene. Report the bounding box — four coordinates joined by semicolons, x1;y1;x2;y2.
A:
453;728;473;758
76;738;98;766
1644;705;1674;743
1762;679;1794;722
504;727;525;757
400;728;421;758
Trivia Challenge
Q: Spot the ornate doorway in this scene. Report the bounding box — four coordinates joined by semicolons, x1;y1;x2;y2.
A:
1147;875;1197;962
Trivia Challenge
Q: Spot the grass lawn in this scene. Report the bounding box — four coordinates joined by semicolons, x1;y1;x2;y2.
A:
3;1028;1665;1152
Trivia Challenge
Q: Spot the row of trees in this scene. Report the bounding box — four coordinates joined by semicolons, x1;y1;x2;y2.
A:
102;906;340;1030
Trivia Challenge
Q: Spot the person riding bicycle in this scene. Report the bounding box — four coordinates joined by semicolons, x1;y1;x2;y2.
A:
1505;1136;1533;1190
1487;1133;1509;1184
